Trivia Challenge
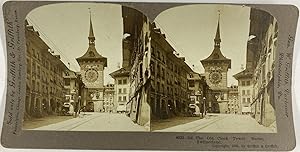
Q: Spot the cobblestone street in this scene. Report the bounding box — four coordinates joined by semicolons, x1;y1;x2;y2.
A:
23;115;74;129
153;114;276;133
151;116;203;131
27;112;148;131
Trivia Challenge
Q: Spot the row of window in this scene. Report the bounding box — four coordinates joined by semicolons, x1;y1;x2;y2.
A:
151;46;166;64
151;62;188;88
240;80;251;86
27;46;57;74
27;58;64;87
28;71;64;88
29;80;63;97
242;98;251;104
64;79;79;90
155;81;188;98
241;90;251;96
118;88;127;94
151;46;184;76
118;79;127;85
118;96;127;102
27;55;62;76
104;97;113;101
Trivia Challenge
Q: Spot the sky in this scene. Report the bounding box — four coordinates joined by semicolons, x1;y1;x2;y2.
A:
27;3;123;84
27;3;250;86
155;4;250;86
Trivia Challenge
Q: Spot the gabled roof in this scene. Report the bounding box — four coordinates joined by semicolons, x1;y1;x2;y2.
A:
63;69;77;79
187;72;202;81
110;67;130;78
233;68;253;80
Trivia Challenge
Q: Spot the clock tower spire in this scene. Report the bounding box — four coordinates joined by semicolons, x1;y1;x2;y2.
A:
200;10;232;114
214;12;221;48
200;10;231;90
76;9;108;112
88;9;95;46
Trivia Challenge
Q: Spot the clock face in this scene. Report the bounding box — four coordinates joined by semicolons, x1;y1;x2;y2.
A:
85;69;98;82
209;71;222;84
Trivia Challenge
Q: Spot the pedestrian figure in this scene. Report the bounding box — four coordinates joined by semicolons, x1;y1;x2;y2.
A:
200;103;204;118
69;103;75;117
74;102;79;118
58;104;62;116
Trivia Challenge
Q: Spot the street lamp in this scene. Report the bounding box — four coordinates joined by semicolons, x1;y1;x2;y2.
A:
77;95;81;115
68;62;71;103
203;97;206;115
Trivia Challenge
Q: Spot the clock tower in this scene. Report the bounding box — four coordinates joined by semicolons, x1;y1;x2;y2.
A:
76;12;107;112
200;16;231;113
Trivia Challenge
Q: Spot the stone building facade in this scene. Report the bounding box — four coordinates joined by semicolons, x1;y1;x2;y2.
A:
227;85;239;114
63;69;78;102
188;72;219;115
25;20;66;119
122;7;151;126
188;73;207;110
249;9;277;127
234;9;277;128
103;84;115;112
63;69;84;113
233;70;253;114
110;67;130;113
150;23;193;119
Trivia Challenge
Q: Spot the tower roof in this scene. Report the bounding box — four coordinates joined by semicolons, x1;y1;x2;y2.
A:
201;15;231;68
89;14;95;38
215;20;221;42
76;10;107;66
110;66;130;78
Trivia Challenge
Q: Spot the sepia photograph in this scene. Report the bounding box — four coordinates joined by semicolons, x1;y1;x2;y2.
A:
23;3;150;131
149;5;278;133
22;3;277;133
2;1;300;150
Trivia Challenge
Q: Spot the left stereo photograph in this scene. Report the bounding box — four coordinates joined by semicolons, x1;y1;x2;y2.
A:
23;3;151;131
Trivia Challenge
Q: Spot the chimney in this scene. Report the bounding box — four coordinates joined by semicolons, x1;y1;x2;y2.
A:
54;55;61;59
179;57;185;61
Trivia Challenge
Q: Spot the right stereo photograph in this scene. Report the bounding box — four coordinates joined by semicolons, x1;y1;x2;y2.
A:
148;4;277;133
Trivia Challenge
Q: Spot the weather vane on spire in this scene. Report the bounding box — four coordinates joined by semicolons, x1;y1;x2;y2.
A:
88;8;92;19
218;9;221;21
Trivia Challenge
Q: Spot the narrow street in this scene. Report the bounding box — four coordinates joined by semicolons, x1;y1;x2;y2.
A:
28;113;148;131
154;114;276;133
23;115;73;129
